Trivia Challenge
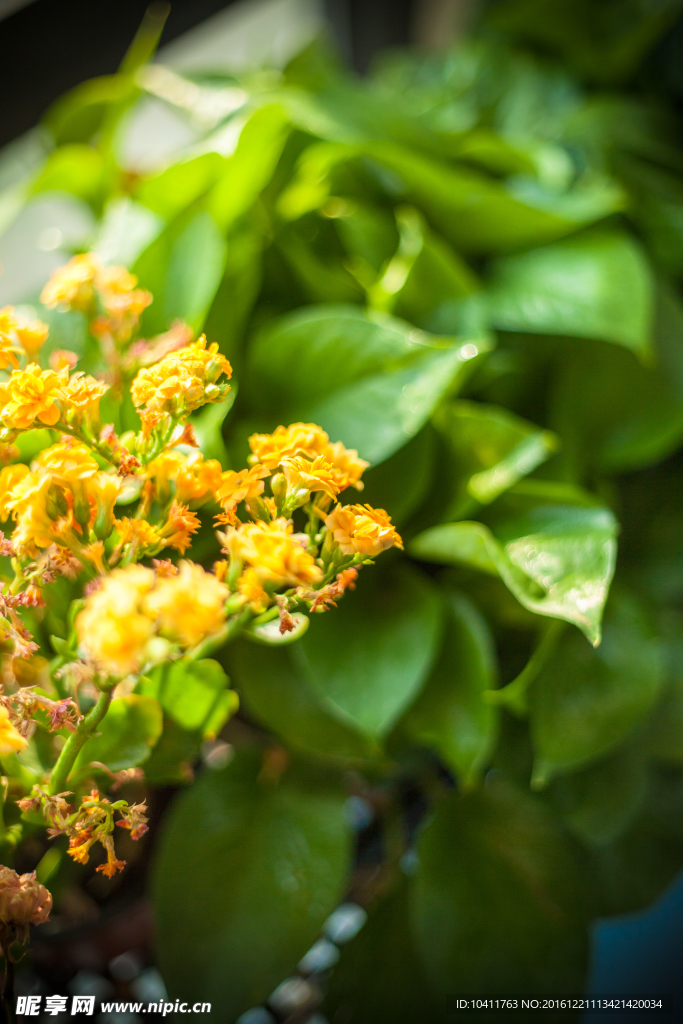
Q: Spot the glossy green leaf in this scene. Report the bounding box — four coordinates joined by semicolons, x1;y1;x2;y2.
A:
161;210;227;333
138;659;237;737
551;282;683;473
412;779;589;996
73;695;162;773
247;305;492;464
297;563;444;737
410;487;617;645
207;104;290;231
529;591;663;784
153;748;350;1015
398;591;498;784
487;228;654;356
92;196;164;266
227;640;378;762
434;399;558;517
364;140;623;254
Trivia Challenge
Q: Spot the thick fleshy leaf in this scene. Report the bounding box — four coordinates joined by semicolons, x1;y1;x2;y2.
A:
529;590;663;784
247;305;492;464
411;779;590;996
434;400;558;517
296;563;444;738
410;485;617;645
73;695;162;773
153;749;350;1016
227;640;378;762
487;228;654;357
138;659;238;737
397;592;498;785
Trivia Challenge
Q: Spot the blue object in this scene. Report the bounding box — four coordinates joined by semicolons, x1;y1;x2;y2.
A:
584;870;683;1023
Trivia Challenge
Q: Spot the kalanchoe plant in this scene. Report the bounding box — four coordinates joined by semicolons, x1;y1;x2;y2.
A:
0;255;400;894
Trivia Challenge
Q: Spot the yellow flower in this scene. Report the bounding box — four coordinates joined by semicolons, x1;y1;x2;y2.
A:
114;517;162;551
35;441;99;484
76;565;156;676
88;472;123;539
40;253;100;310
225;518;322;588
6;472;65;557
96;265;138;294
324;504;403;558
0;306;49;365
57;371;109;414
149;450;223;508
0;705;28;754
215;464;269;513
248;422;329;470
0;364;64;429
281;455;341;507
324;441;369;491
131;335;232;420
144;561;229;648
49;349;79;372
0;463;30;521
237;567;269;613
158;501;200;554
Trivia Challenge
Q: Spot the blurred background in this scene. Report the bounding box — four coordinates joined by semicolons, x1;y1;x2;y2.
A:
2;1;683;1021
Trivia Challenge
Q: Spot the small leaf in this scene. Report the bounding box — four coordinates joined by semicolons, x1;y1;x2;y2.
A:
73;695;162;773
434;400;558;517
411;779;590;996
487;228;654;357
397;591;498;785
297;563;444;738
529;590;664;784
153;748;350;1016
410;484;617;645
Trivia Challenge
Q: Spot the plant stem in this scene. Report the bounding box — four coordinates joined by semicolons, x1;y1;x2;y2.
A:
48;689;113;795
1;954;15;1024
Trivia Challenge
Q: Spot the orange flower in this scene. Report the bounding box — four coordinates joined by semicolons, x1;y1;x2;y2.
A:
248;422;329;470
0;306;48;365
324;504;403;558
215;464;269;513
159;501;200;554
281;454;341;507
0;364;64;429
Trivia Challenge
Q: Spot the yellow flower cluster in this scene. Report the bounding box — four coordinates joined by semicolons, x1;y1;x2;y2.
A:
131;335;232;431
248;422;368;491
0;306;48;368
325;504;403;558
148;449;223;508
224;517;323;589
76;562;229;675
0;364;108;432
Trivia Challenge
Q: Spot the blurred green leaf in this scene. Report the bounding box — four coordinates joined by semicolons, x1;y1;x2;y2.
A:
410;485;617;645
487;228;654;357
73;695;162;773
92;196;164;267
297;563;444;737
190;389;235;468
43;75;132;145
434;399;558;517
138;659;237;737
153;748;350;1016
358;426;436;527
163;210;227;333
228;640;379;762
247;305;492;463
30;145;105;206
397;591;499;785
529;590;663;784
136;153;228;223
412;779;589;996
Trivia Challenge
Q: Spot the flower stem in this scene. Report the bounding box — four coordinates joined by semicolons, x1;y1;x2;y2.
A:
48;689;113;795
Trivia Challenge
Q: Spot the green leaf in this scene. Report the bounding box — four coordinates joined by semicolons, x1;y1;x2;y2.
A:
411;779;590;997
153;748;350;1015
364;140;623;254
549;741;649;847
207;104;290;231
73;695;162;773
246;613;310;646
324;881;441;1024
397;591;498;785
551;282;683;473
30;144;105;205
162;210;227;333
136;152;228;222
487;228;654;357
138;659;237;737
434;400;558;517
227;640;378;762
296;563;444;738
44;75;132;145
92;196;164;267
410;486;617;645
647;621;683;764
189;390;236;469
142;716;199;786
529;591;663;785
247;305;492;464
358;426;436;527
